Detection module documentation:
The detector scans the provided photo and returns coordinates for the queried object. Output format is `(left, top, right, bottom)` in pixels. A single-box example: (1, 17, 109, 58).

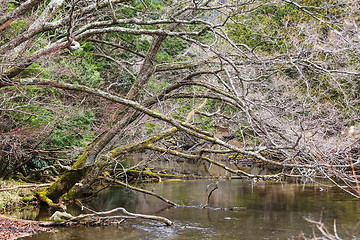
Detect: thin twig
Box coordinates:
(350, 154, 360, 196)
(0, 183, 51, 192)
(99, 176, 177, 206)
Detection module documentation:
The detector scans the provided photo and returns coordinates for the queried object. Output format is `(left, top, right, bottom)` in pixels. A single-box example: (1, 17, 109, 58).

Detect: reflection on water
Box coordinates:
(126, 156, 269, 177)
(23, 180, 360, 240)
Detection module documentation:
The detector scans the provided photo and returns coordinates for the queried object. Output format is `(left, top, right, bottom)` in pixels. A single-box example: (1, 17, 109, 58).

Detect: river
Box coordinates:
(21, 179, 360, 239)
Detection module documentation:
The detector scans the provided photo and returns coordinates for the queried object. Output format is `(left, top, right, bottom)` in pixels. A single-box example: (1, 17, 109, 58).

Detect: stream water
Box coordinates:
(21, 179, 360, 239)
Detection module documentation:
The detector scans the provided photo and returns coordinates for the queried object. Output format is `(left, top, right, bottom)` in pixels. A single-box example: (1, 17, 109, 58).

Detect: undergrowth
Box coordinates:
(0, 180, 35, 212)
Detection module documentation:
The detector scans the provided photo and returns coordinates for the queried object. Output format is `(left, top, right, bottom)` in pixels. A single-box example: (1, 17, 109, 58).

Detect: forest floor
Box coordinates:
(0, 215, 56, 240)
(0, 180, 55, 239)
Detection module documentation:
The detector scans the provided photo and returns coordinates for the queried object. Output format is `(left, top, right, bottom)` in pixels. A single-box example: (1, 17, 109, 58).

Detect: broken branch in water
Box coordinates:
(299, 208, 360, 239)
(203, 180, 218, 208)
(99, 176, 178, 206)
(50, 207, 173, 226)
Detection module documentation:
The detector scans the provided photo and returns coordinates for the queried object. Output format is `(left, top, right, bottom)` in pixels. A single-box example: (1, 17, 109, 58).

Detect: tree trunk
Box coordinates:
(36, 36, 177, 204)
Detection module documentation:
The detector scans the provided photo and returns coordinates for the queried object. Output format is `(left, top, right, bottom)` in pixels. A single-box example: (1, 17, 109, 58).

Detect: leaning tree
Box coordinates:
(1, 0, 360, 207)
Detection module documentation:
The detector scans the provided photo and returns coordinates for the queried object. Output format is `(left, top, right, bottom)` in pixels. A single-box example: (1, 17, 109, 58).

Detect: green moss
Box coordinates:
(22, 196, 35, 202)
(0, 180, 35, 211)
(38, 152, 89, 202)
(113, 168, 202, 180)
(72, 151, 88, 169)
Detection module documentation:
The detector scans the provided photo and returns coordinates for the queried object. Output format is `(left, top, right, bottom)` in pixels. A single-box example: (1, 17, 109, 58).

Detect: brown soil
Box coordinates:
(0, 215, 56, 240)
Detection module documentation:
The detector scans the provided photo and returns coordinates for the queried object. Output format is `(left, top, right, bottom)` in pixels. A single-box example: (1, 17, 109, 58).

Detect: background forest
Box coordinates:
(0, 0, 360, 210)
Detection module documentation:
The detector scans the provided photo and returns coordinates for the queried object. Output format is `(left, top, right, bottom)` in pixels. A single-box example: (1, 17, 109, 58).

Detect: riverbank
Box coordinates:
(0, 180, 43, 212)
(0, 180, 55, 239)
(0, 215, 56, 240)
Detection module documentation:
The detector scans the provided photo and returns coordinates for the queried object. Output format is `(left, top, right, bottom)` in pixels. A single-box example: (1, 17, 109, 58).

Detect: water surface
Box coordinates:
(22, 180, 360, 239)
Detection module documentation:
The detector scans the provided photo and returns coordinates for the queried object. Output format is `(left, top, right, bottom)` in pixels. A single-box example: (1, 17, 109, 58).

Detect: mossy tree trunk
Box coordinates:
(36, 9, 196, 204)
(37, 97, 207, 205)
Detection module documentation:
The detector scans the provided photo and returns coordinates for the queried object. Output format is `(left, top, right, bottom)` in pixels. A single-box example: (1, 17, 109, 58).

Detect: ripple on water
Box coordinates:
(21, 180, 360, 240)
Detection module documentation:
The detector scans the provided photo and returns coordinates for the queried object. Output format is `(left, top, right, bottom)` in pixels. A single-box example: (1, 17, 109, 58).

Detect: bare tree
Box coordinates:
(1, 0, 360, 207)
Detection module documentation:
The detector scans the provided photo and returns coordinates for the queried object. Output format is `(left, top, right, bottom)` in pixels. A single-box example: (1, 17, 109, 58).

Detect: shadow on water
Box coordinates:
(21, 180, 360, 240)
